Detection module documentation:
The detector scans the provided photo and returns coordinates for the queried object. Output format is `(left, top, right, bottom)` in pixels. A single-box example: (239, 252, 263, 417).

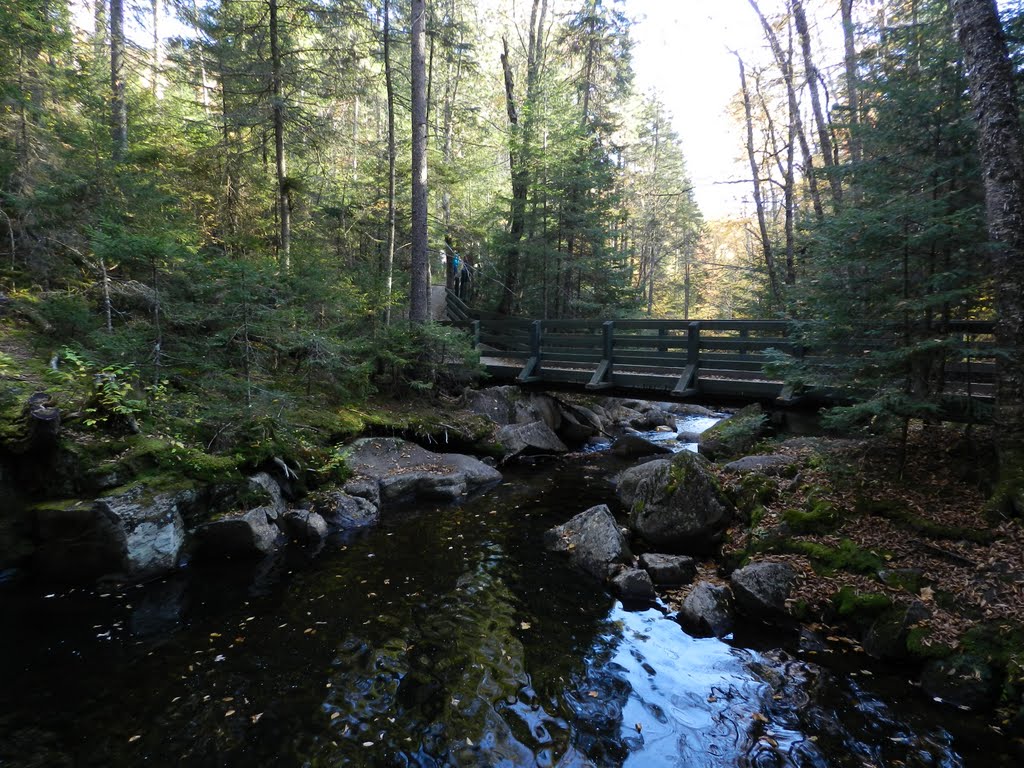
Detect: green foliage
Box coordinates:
(776, 0, 990, 431)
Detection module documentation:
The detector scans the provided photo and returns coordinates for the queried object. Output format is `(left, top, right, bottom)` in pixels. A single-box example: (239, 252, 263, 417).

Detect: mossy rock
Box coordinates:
(920, 654, 1001, 710)
(906, 626, 955, 661)
(856, 496, 995, 544)
(726, 473, 778, 522)
(698, 404, 768, 462)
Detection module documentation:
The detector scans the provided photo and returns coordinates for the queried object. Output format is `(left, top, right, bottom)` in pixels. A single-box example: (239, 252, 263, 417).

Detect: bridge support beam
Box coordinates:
(672, 322, 701, 397)
(518, 320, 543, 383)
(587, 321, 616, 390)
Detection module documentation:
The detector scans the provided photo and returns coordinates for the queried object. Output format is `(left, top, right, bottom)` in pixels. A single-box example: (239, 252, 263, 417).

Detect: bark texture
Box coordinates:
(950, 0, 1024, 488)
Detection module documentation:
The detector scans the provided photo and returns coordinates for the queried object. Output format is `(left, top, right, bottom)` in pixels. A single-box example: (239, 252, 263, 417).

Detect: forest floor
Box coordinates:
(666, 422, 1024, 673)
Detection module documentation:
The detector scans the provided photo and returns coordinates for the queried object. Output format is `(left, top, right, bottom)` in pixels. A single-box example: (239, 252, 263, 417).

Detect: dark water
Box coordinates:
(0, 452, 1016, 767)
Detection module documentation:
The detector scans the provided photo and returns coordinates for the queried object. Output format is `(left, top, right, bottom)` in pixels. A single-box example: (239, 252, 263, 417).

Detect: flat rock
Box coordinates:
(722, 455, 795, 475)
(920, 655, 1000, 710)
(345, 437, 502, 505)
(639, 553, 697, 585)
(544, 504, 631, 580)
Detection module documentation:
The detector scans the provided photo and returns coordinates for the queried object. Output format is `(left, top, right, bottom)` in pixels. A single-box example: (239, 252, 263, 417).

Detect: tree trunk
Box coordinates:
(737, 54, 779, 303)
(270, 0, 290, 272)
(793, 0, 841, 206)
(110, 0, 127, 162)
(409, 0, 430, 323)
(151, 0, 163, 99)
(498, 36, 526, 315)
(747, 0, 823, 220)
(840, 0, 861, 167)
(383, 0, 397, 324)
(950, 0, 1024, 503)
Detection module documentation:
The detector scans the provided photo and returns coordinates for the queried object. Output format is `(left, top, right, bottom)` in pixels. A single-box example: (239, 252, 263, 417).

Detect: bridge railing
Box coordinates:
(446, 293, 996, 402)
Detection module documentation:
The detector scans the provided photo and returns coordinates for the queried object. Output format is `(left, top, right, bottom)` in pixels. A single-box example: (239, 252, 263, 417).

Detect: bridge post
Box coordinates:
(687, 322, 700, 365)
(518, 319, 543, 383)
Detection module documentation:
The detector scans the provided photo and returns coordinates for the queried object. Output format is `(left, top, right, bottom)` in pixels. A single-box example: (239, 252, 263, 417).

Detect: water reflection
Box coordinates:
(0, 452, 1014, 767)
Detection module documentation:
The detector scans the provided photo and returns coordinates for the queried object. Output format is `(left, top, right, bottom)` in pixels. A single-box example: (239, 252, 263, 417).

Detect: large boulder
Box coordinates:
(698, 404, 769, 461)
(557, 403, 605, 443)
(639, 553, 697, 585)
(32, 485, 192, 582)
(678, 581, 735, 639)
(617, 451, 733, 552)
(730, 561, 796, 619)
(544, 504, 632, 580)
(193, 507, 283, 559)
(344, 438, 502, 506)
(465, 387, 562, 431)
(495, 421, 568, 458)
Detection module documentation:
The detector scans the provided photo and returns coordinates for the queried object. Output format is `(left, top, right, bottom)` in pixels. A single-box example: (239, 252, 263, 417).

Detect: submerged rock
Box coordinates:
(344, 437, 502, 506)
(617, 451, 733, 553)
(730, 561, 796, 620)
(678, 581, 735, 638)
(544, 504, 631, 580)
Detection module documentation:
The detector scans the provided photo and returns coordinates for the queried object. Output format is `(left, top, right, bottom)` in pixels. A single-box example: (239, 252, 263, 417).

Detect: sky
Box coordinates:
(627, 0, 780, 220)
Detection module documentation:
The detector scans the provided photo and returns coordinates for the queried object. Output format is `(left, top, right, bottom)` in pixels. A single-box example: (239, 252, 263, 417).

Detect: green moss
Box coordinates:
(832, 586, 892, 619)
(783, 494, 840, 534)
(753, 537, 886, 575)
(855, 497, 995, 544)
(906, 626, 955, 660)
(727, 473, 778, 519)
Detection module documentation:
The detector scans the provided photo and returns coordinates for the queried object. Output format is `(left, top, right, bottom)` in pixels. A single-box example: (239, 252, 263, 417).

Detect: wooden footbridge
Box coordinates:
(444, 291, 995, 414)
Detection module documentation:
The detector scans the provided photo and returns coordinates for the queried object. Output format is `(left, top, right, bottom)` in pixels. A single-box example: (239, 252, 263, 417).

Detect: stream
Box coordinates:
(0, 414, 1016, 767)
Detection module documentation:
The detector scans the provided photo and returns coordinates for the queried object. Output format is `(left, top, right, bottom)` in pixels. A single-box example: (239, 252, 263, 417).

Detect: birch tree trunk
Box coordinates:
(409, 0, 430, 323)
(383, 0, 397, 324)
